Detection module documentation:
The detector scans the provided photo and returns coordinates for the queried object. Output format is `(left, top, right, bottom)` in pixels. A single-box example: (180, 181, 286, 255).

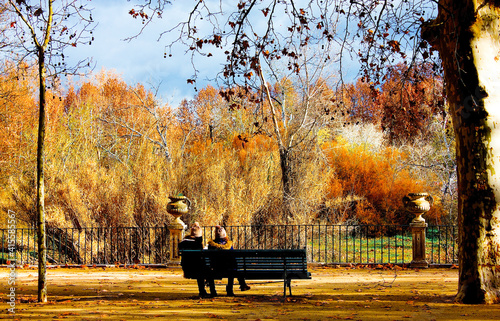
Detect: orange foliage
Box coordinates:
(231, 134, 276, 167)
(344, 78, 383, 125)
(379, 63, 444, 144)
(0, 64, 38, 182)
(322, 140, 443, 226)
(231, 133, 275, 152)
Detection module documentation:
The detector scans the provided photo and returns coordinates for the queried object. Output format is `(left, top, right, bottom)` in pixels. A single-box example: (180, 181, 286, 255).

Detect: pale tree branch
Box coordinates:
(257, 61, 283, 149)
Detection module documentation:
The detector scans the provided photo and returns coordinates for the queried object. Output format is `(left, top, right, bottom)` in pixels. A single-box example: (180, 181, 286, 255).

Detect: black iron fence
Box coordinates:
(1, 224, 458, 266)
(0, 226, 169, 266)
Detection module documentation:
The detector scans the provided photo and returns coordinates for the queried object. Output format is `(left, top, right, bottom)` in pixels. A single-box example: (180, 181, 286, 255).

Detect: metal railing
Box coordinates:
(205, 224, 458, 265)
(0, 226, 169, 266)
(1, 224, 458, 266)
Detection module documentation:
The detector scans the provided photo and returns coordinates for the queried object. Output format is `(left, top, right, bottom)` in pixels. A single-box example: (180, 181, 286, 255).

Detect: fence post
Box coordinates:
(403, 193, 433, 269)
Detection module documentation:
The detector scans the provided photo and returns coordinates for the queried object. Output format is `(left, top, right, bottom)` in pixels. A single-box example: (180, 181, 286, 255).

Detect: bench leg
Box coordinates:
(283, 279, 292, 298)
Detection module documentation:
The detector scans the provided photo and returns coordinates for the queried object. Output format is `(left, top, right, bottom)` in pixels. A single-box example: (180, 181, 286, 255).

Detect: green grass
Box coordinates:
(308, 235, 457, 265)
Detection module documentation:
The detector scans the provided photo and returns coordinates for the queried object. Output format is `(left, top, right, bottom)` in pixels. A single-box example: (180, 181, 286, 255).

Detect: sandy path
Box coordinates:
(1, 266, 499, 320)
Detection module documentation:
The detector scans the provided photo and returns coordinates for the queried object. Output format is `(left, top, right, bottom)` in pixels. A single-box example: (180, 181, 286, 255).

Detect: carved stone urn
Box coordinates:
(402, 192, 433, 223)
(167, 195, 191, 228)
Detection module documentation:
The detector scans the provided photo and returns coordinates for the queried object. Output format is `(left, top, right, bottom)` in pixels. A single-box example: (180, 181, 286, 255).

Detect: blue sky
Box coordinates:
(57, 1, 437, 108)
(67, 1, 362, 107)
(67, 1, 217, 106)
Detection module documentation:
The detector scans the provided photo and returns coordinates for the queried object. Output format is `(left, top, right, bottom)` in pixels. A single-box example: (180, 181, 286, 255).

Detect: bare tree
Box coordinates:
(4, 0, 94, 303)
(96, 86, 173, 163)
(256, 51, 336, 221)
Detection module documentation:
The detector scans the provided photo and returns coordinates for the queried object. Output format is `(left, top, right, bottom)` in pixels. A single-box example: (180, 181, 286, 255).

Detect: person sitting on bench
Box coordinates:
(179, 222, 216, 297)
(207, 225, 251, 296)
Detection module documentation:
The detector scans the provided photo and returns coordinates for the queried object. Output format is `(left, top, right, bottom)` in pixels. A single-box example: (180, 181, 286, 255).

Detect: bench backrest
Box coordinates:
(180, 249, 310, 279)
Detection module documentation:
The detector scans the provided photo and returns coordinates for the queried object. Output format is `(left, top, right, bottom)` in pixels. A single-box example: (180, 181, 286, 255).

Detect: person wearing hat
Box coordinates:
(207, 225, 250, 296)
(179, 222, 216, 297)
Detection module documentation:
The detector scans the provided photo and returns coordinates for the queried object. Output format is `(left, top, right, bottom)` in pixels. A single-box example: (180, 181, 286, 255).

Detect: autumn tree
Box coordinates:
(177, 85, 236, 143)
(62, 72, 176, 227)
(0, 62, 37, 184)
(379, 63, 444, 145)
(3, 0, 94, 303)
(344, 63, 444, 144)
(342, 78, 382, 126)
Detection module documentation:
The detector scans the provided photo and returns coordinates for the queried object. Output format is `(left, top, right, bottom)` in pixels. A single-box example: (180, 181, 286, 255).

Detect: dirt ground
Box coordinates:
(1, 265, 500, 320)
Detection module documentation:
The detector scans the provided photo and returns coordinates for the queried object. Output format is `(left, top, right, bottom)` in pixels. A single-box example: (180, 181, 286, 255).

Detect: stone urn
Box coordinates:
(167, 195, 191, 228)
(403, 193, 433, 223)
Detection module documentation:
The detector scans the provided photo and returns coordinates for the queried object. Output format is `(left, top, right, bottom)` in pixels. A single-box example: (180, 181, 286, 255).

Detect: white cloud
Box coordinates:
(65, 0, 214, 106)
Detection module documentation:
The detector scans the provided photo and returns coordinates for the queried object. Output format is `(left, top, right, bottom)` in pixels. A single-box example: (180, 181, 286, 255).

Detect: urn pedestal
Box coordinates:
(403, 193, 433, 269)
(409, 221, 428, 268)
(166, 195, 190, 266)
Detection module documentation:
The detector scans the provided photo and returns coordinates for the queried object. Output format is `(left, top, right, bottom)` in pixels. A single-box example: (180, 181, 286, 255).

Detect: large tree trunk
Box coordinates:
(423, 1, 500, 304)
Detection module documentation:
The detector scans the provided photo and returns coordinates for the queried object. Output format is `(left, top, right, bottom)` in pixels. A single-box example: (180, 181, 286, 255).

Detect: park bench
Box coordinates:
(179, 249, 311, 297)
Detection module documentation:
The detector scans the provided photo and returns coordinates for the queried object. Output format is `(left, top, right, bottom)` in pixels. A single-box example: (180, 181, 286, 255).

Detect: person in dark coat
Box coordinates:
(179, 222, 216, 297)
(207, 225, 250, 296)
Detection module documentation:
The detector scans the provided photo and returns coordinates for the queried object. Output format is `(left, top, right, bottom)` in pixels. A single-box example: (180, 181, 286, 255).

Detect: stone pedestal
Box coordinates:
(410, 220, 428, 268)
(167, 220, 186, 266)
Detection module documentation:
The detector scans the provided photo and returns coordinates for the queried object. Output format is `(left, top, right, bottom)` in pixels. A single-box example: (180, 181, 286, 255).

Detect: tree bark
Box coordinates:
(279, 146, 294, 220)
(36, 48, 47, 303)
(423, 0, 500, 304)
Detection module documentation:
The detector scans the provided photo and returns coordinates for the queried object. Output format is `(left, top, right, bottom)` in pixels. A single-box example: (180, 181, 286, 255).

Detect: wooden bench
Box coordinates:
(179, 249, 311, 297)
